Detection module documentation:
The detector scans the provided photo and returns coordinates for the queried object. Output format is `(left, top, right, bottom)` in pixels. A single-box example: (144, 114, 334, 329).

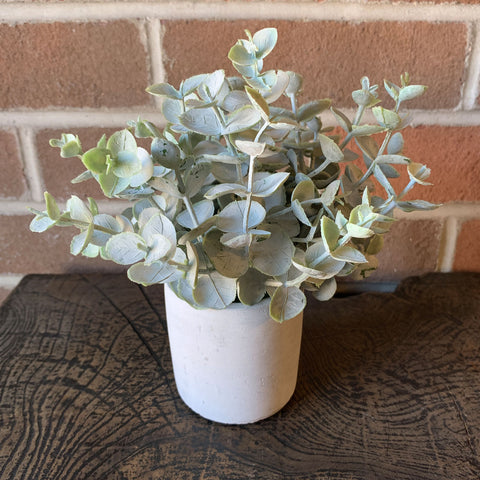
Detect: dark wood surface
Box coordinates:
(0, 272, 479, 480)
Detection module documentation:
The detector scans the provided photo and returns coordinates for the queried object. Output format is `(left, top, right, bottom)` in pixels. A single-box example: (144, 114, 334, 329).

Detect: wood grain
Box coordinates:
(0, 272, 479, 479)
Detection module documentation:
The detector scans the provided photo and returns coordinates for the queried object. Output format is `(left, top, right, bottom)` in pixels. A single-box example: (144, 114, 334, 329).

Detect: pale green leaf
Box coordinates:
(237, 268, 267, 306)
(291, 199, 311, 226)
(318, 134, 344, 163)
(106, 232, 146, 265)
(399, 84, 427, 102)
(235, 139, 265, 157)
(312, 277, 337, 301)
(193, 271, 237, 309)
(251, 227, 294, 276)
(128, 261, 182, 285)
(146, 83, 181, 99)
(388, 132, 404, 154)
(184, 163, 211, 197)
(252, 171, 290, 197)
(151, 137, 181, 169)
(331, 245, 367, 263)
(204, 183, 247, 200)
(67, 196, 93, 223)
(216, 200, 266, 233)
(223, 106, 262, 134)
(321, 216, 340, 252)
(269, 286, 306, 322)
(203, 229, 249, 278)
(141, 212, 177, 246)
(180, 108, 222, 136)
(297, 99, 331, 122)
(177, 199, 214, 230)
(107, 129, 137, 156)
(81, 147, 108, 174)
(253, 27, 278, 59)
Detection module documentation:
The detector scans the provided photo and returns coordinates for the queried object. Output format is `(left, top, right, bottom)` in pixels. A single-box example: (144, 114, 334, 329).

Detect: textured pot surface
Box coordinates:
(164, 285, 303, 424)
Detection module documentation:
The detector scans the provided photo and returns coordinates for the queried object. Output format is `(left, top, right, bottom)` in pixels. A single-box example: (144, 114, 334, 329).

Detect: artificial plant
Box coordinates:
(30, 27, 436, 321)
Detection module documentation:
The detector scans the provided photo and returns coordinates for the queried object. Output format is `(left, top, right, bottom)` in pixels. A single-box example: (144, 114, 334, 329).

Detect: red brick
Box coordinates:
(453, 219, 480, 272)
(366, 219, 442, 282)
(0, 215, 125, 275)
(0, 22, 151, 108)
(396, 126, 480, 204)
(162, 20, 466, 109)
(0, 130, 27, 199)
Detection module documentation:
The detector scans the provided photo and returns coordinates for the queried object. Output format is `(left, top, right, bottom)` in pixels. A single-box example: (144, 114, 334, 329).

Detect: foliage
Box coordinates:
(30, 28, 436, 321)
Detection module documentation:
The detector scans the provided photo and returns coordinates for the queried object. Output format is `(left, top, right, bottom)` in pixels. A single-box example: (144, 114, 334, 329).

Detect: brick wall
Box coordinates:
(1, 1, 480, 302)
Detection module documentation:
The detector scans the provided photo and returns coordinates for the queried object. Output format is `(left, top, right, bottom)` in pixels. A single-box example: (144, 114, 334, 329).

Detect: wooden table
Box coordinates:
(0, 272, 479, 479)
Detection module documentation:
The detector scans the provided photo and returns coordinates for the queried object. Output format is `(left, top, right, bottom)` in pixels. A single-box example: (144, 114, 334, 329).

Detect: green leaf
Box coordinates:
(408, 162, 432, 185)
(180, 108, 222, 136)
(292, 179, 316, 203)
(252, 172, 290, 197)
(111, 150, 141, 178)
(372, 107, 402, 130)
(269, 286, 306, 322)
(200, 70, 226, 100)
(331, 106, 352, 132)
(376, 154, 410, 165)
(145, 234, 176, 264)
(228, 43, 256, 66)
(384, 79, 399, 101)
(399, 84, 427, 102)
(223, 106, 262, 134)
(60, 137, 82, 158)
(346, 223, 374, 239)
(162, 98, 183, 124)
(388, 132, 404, 155)
(107, 129, 137, 156)
(285, 71, 303, 96)
(141, 212, 177, 246)
(181, 74, 208, 96)
(193, 271, 237, 309)
(251, 227, 294, 276)
(66, 196, 93, 223)
(146, 82, 181, 99)
(297, 99, 331, 122)
(291, 199, 311, 226)
(71, 170, 94, 184)
(245, 86, 269, 121)
(106, 232, 146, 265)
(184, 163, 211, 197)
(70, 222, 94, 256)
(81, 147, 109, 174)
(185, 241, 199, 288)
(203, 229, 249, 278)
(253, 27, 278, 59)
(98, 171, 130, 198)
(177, 199, 214, 230)
(237, 268, 267, 305)
(321, 216, 340, 252)
(178, 217, 217, 245)
(396, 200, 439, 212)
(318, 134, 344, 163)
(331, 245, 366, 263)
(351, 125, 386, 137)
(235, 139, 265, 157)
(149, 177, 182, 198)
(151, 137, 181, 169)
(128, 261, 182, 285)
(204, 183, 247, 200)
(29, 214, 56, 232)
(312, 277, 337, 301)
(129, 147, 154, 187)
(216, 200, 266, 233)
(293, 243, 345, 280)
(44, 192, 60, 220)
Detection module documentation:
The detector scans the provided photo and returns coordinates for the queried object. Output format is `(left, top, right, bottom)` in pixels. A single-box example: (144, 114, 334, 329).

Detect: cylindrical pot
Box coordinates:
(164, 285, 303, 424)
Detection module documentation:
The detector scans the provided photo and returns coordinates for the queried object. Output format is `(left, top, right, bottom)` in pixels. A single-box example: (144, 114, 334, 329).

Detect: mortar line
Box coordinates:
(17, 128, 44, 203)
(2, 109, 480, 129)
(462, 22, 480, 110)
(2, 2, 480, 24)
(0, 275, 24, 290)
(437, 216, 459, 272)
(146, 18, 166, 110)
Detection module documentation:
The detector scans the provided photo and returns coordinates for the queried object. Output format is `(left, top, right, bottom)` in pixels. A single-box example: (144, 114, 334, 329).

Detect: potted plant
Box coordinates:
(29, 27, 436, 424)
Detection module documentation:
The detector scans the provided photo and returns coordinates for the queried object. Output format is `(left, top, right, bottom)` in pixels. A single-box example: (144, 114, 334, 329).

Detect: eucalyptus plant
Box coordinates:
(30, 28, 436, 321)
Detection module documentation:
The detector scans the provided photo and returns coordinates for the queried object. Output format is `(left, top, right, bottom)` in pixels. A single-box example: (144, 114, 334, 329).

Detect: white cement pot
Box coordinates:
(164, 285, 303, 424)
